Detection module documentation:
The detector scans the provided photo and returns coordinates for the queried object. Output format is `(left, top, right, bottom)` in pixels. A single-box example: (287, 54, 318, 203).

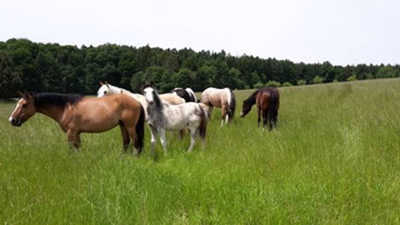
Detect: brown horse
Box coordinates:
(9, 92, 145, 153)
(240, 87, 280, 130)
(200, 87, 236, 125)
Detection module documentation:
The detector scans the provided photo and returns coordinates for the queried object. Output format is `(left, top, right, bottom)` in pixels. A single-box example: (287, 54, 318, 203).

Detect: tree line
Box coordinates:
(0, 38, 399, 98)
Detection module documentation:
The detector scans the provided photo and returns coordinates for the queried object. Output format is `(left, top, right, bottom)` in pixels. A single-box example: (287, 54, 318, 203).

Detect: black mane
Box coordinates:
(245, 89, 259, 104)
(26, 93, 84, 109)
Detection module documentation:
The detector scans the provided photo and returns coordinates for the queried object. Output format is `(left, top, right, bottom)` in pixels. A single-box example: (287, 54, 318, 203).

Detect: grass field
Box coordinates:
(1, 79, 400, 224)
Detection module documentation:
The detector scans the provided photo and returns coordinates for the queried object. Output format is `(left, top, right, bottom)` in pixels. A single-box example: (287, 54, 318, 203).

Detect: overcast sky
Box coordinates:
(1, 0, 399, 65)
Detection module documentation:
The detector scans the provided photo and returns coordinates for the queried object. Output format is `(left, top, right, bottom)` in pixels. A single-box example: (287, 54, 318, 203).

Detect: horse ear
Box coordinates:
(18, 91, 24, 97)
(24, 92, 33, 99)
(105, 81, 110, 88)
(99, 81, 104, 86)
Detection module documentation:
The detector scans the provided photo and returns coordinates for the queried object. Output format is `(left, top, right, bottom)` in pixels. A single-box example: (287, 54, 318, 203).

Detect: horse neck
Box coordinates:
(110, 85, 123, 94)
(147, 91, 166, 126)
(36, 104, 65, 123)
(153, 91, 164, 109)
(246, 92, 257, 106)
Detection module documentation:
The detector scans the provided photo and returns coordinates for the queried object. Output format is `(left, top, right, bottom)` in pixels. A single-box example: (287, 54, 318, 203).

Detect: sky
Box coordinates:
(0, 0, 399, 65)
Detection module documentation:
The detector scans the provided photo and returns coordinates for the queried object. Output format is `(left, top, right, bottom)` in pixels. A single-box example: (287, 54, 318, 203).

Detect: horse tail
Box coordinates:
(198, 105, 208, 140)
(228, 88, 236, 121)
(135, 105, 145, 153)
(268, 88, 279, 129)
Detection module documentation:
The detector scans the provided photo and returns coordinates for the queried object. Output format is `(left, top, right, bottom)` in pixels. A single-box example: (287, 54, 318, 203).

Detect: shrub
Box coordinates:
(254, 82, 264, 89)
(365, 73, 374, 80)
(347, 74, 358, 82)
(297, 80, 307, 86)
(266, 80, 281, 87)
(282, 82, 293, 87)
(312, 76, 325, 84)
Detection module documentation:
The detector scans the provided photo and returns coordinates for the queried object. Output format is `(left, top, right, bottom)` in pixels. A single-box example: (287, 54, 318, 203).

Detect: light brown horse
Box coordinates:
(9, 92, 145, 153)
(200, 87, 236, 125)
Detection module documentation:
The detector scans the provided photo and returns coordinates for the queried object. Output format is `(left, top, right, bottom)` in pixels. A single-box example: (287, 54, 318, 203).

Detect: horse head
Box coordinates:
(240, 99, 252, 118)
(143, 85, 157, 105)
(97, 81, 112, 97)
(9, 92, 37, 127)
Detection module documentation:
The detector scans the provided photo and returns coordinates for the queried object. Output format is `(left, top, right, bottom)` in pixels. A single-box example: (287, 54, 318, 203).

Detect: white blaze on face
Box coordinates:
(144, 87, 154, 104)
(97, 85, 109, 97)
(9, 99, 23, 122)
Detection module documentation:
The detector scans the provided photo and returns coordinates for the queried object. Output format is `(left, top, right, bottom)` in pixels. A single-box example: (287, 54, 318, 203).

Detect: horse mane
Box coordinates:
(29, 93, 84, 109)
(247, 89, 260, 103)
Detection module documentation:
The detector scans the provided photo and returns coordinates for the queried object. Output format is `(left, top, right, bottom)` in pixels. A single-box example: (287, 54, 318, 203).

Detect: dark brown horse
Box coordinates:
(9, 92, 145, 153)
(240, 87, 280, 130)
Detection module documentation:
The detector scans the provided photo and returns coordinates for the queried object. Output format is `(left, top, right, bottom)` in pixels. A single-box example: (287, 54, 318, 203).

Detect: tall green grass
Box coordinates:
(1, 79, 400, 224)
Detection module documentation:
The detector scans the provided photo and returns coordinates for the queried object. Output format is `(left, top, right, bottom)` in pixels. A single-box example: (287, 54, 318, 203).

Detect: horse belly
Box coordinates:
(164, 109, 189, 131)
(209, 95, 222, 108)
(78, 111, 119, 133)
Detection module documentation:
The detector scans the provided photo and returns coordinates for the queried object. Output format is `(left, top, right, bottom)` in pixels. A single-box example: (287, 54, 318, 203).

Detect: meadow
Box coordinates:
(1, 79, 400, 224)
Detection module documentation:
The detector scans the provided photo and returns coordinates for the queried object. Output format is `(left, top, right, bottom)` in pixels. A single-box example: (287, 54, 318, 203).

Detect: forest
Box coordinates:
(0, 38, 399, 98)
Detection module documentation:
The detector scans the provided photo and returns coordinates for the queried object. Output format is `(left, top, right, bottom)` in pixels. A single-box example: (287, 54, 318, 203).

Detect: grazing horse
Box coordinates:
(240, 87, 280, 130)
(171, 87, 197, 102)
(9, 92, 145, 153)
(97, 82, 185, 118)
(200, 87, 236, 125)
(143, 85, 208, 156)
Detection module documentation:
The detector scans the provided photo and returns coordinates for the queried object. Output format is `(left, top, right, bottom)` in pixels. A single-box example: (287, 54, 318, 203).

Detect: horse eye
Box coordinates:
(104, 91, 107, 94)
(22, 104, 27, 108)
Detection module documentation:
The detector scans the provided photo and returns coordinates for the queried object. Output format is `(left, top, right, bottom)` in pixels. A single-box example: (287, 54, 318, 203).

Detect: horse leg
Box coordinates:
(269, 111, 277, 130)
(67, 130, 80, 150)
(158, 128, 167, 153)
(150, 126, 158, 159)
(126, 126, 139, 155)
(188, 126, 196, 152)
(221, 105, 227, 126)
(262, 110, 268, 129)
(179, 129, 186, 139)
(208, 105, 214, 120)
(119, 123, 130, 153)
(257, 108, 262, 127)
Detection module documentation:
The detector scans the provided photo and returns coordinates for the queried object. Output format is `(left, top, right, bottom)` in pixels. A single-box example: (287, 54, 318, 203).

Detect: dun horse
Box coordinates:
(240, 87, 280, 130)
(98, 81, 149, 118)
(200, 87, 236, 125)
(171, 87, 197, 102)
(143, 85, 208, 156)
(9, 92, 145, 153)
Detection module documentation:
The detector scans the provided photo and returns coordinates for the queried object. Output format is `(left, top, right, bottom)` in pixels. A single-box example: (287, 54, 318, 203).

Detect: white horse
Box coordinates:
(143, 85, 208, 155)
(200, 87, 236, 125)
(97, 82, 186, 118)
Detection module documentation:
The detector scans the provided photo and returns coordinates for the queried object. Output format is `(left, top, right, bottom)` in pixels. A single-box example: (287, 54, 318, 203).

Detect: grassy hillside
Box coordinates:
(1, 79, 400, 224)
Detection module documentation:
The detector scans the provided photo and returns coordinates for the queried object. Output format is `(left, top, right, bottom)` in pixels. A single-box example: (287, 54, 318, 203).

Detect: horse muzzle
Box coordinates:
(10, 118, 22, 127)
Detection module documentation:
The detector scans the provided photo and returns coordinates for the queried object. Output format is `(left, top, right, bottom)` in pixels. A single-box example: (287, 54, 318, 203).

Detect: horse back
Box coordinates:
(81, 94, 142, 117)
(256, 88, 271, 110)
(160, 93, 185, 105)
(201, 88, 228, 107)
